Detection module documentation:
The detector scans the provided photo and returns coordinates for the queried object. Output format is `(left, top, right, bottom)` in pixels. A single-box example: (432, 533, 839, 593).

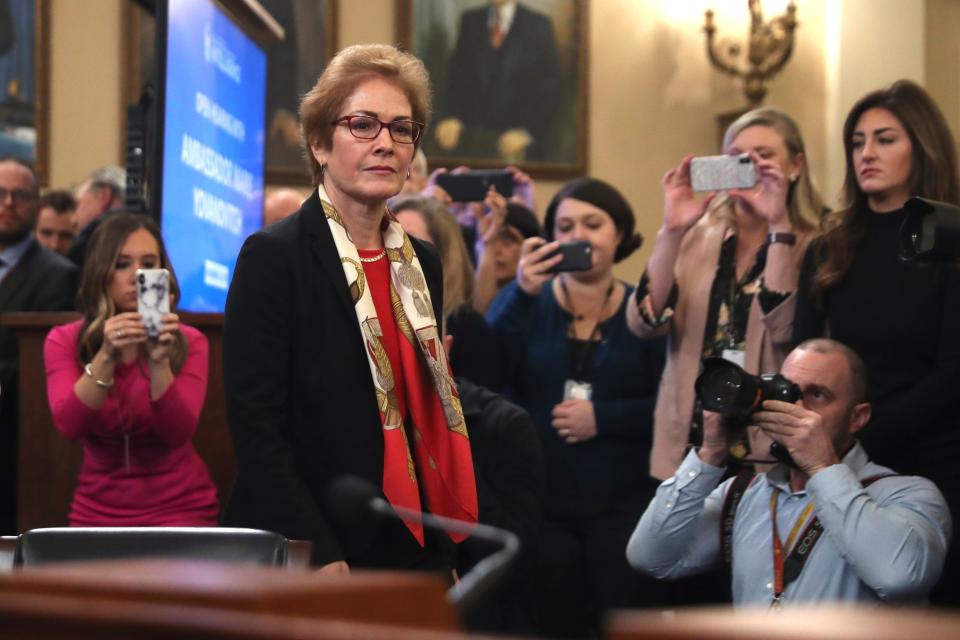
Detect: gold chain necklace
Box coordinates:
(358, 250, 387, 263)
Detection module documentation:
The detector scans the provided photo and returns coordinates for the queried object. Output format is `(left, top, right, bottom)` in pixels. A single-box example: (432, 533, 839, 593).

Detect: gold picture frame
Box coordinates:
(0, 0, 50, 183)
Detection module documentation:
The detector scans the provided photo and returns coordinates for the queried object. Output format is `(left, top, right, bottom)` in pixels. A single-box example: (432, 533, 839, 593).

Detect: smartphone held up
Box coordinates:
(690, 153, 757, 192)
(137, 268, 171, 338)
(435, 170, 515, 202)
(545, 240, 592, 273)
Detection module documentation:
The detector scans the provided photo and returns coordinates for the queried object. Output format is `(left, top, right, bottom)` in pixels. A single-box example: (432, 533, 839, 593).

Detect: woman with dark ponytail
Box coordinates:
(488, 177, 665, 636)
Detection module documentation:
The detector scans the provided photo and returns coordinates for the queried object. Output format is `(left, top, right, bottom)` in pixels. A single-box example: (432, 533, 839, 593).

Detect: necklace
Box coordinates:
(560, 275, 615, 325)
(358, 249, 387, 263)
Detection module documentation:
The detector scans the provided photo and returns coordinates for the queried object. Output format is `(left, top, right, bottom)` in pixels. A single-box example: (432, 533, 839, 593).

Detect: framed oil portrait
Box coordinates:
(123, 0, 338, 186)
(0, 0, 49, 183)
(397, 0, 587, 179)
(260, 0, 338, 184)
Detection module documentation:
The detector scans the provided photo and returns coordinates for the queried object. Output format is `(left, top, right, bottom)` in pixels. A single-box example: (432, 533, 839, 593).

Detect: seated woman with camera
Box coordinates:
(44, 213, 218, 526)
(487, 177, 665, 637)
(625, 107, 826, 481)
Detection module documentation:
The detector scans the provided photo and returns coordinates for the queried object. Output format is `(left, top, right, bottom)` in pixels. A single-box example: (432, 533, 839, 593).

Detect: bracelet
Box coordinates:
(768, 232, 797, 246)
(84, 362, 114, 389)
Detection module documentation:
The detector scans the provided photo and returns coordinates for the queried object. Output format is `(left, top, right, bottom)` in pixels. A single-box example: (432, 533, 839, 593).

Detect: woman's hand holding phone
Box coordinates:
(476, 186, 508, 244)
(662, 154, 716, 237)
(146, 312, 180, 364)
(728, 151, 792, 232)
(101, 312, 148, 358)
(517, 237, 562, 296)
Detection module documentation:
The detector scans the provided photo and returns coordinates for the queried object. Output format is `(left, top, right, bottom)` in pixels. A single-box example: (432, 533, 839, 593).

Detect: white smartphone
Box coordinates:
(136, 268, 170, 338)
(690, 153, 757, 192)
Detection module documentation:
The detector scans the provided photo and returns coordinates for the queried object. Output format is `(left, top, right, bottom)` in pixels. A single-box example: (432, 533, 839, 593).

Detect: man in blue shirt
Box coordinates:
(627, 338, 950, 606)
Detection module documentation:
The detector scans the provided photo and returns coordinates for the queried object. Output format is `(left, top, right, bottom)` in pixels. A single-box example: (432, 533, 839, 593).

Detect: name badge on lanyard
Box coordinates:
(564, 380, 593, 401)
(722, 348, 746, 369)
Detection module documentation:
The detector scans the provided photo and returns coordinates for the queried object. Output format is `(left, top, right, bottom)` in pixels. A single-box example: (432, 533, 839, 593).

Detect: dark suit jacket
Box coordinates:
(0, 237, 77, 399)
(221, 190, 448, 568)
(442, 3, 562, 159)
(455, 377, 542, 633)
(0, 238, 77, 533)
(66, 209, 123, 270)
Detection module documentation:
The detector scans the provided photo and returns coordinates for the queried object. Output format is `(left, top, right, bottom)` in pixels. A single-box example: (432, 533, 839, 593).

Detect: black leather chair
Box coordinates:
(0, 536, 16, 571)
(13, 527, 309, 568)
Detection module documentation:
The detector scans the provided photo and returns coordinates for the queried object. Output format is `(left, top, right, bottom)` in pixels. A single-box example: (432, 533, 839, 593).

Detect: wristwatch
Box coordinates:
(767, 232, 797, 246)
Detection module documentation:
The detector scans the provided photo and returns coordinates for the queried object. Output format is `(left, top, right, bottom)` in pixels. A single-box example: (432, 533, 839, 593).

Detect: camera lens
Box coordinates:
(695, 357, 764, 415)
(698, 366, 743, 410)
(138, 273, 145, 284)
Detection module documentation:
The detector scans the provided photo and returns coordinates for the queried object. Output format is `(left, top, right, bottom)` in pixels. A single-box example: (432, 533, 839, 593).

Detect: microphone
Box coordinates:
(325, 475, 520, 614)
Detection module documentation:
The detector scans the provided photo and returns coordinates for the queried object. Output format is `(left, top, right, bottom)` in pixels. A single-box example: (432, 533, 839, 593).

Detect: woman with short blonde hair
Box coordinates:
(223, 44, 477, 574)
(626, 106, 826, 480)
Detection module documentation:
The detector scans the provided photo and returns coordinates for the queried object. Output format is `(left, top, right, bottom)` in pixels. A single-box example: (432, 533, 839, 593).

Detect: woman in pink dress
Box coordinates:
(44, 212, 218, 526)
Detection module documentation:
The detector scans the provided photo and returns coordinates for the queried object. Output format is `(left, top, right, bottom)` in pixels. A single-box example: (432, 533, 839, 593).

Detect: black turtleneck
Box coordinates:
(794, 205, 960, 484)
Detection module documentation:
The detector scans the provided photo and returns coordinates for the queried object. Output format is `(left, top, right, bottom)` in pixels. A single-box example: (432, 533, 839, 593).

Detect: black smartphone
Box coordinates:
(435, 170, 515, 202)
(546, 240, 593, 273)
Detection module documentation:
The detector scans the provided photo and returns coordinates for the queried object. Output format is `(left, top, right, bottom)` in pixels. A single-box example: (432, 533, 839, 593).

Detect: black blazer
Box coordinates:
(221, 191, 445, 568)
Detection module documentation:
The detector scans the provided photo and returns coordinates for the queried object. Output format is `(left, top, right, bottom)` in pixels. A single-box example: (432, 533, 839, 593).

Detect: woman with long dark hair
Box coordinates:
(44, 212, 217, 526)
(793, 79, 960, 603)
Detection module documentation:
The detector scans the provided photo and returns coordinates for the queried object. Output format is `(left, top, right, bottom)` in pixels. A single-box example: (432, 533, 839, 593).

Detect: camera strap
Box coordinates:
(720, 469, 756, 570)
(769, 492, 818, 607)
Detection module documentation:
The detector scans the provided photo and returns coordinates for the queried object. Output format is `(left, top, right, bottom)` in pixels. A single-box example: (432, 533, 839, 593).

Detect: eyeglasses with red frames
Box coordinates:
(332, 114, 424, 144)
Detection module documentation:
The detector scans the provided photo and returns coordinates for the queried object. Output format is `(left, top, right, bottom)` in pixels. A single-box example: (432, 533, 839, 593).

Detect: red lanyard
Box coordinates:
(769, 491, 815, 606)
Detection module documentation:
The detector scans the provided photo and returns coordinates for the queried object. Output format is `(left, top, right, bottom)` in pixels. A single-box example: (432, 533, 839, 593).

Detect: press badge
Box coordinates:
(721, 348, 746, 369)
(564, 380, 593, 401)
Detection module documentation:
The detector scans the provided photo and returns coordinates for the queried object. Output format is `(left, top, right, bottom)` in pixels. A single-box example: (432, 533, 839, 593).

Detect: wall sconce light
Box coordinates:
(703, 0, 798, 105)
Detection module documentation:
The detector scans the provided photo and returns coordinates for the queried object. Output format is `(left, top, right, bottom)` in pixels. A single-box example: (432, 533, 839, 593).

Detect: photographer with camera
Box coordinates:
(627, 339, 951, 606)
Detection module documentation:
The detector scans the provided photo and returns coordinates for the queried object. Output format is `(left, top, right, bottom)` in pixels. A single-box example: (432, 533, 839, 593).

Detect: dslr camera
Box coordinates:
(694, 357, 801, 464)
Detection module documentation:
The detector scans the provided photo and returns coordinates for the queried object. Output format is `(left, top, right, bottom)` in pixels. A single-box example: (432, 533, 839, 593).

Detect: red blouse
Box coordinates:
(359, 248, 409, 421)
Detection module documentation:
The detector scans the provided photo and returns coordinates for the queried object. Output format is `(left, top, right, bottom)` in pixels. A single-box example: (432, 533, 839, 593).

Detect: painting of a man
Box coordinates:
(407, 0, 584, 174)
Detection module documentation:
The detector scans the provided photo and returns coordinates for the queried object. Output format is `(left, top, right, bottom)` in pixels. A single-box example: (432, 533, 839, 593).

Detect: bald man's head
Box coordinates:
(263, 189, 304, 226)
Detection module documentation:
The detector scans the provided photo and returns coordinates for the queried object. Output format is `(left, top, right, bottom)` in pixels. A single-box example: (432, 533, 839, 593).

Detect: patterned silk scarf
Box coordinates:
(318, 186, 478, 545)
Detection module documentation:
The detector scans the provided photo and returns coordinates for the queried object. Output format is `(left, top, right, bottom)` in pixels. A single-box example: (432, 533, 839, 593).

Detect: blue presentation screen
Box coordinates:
(161, 0, 266, 312)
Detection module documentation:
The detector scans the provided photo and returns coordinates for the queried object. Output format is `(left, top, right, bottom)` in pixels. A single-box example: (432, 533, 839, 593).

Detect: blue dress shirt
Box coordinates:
(627, 443, 951, 606)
